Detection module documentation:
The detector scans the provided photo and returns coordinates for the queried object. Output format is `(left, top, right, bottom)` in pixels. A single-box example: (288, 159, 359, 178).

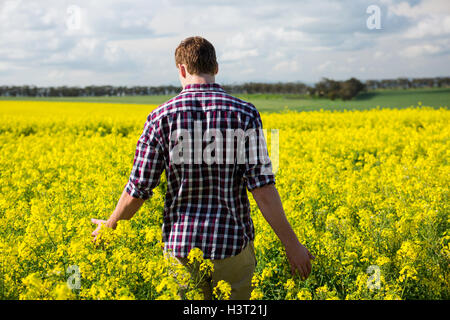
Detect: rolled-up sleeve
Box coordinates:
(125, 116, 164, 200)
(244, 111, 276, 191)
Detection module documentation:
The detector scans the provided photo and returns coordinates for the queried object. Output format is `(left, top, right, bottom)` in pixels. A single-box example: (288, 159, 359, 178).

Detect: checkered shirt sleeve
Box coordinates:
(244, 111, 276, 191)
(125, 116, 164, 200)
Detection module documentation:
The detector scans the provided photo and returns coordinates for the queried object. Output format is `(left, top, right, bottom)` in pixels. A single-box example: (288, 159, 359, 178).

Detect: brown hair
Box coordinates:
(175, 36, 218, 75)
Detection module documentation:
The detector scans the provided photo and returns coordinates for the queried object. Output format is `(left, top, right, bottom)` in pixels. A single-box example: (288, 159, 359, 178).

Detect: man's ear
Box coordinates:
(178, 64, 187, 78)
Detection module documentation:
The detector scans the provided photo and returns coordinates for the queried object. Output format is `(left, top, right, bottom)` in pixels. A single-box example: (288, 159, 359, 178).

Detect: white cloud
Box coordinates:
(318, 61, 332, 72)
(388, 0, 450, 39)
(273, 60, 301, 72)
(0, 0, 449, 86)
(401, 44, 444, 57)
(221, 49, 259, 62)
(404, 16, 450, 38)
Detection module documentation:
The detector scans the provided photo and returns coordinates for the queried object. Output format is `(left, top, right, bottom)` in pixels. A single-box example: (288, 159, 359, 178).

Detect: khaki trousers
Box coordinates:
(169, 241, 257, 300)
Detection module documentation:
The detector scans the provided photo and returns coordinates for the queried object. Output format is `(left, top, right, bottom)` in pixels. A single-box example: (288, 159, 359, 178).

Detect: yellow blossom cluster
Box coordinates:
(0, 101, 448, 300)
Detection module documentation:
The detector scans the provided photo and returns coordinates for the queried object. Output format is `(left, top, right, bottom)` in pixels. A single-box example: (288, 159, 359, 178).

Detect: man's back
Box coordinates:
(125, 83, 275, 259)
(92, 37, 314, 300)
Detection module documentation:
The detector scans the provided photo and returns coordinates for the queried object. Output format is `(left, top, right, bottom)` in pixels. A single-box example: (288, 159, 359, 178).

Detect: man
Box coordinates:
(92, 36, 314, 300)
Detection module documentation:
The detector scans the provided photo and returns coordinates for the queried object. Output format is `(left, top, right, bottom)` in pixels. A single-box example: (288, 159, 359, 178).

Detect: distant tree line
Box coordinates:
(309, 78, 365, 101)
(222, 82, 310, 95)
(0, 85, 181, 97)
(364, 77, 450, 90)
(1, 77, 449, 101)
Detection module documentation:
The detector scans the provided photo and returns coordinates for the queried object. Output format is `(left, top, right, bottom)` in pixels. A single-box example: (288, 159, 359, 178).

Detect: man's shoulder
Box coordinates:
(148, 89, 259, 122)
(148, 94, 184, 121)
(226, 94, 259, 114)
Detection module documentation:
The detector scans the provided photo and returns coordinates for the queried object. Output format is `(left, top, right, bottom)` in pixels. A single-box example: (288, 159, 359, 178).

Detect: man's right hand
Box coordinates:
(251, 184, 316, 281)
(284, 241, 315, 280)
(91, 218, 107, 242)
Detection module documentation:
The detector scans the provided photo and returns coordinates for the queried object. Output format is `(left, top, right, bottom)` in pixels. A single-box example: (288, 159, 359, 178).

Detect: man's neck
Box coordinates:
(183, 73, 215, 88)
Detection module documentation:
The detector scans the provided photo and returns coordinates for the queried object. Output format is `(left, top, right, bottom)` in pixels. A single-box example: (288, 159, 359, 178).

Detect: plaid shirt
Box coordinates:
(125, 83, 275, 259)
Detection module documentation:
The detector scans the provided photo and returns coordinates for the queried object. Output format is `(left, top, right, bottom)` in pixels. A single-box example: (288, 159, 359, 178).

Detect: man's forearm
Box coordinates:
(250, 184, 300, 248)
(105, 189, 145, 229)
(251, 184, 314, 279)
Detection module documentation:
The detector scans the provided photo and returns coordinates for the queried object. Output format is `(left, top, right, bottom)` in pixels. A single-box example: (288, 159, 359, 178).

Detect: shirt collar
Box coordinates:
(181, 83, 226, 93)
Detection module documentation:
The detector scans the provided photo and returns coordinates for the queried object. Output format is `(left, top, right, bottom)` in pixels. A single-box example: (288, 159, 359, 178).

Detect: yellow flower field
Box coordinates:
(0, 101, 448, 300)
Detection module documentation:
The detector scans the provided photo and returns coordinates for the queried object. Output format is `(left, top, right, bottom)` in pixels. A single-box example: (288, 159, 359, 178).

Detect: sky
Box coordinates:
(0, 0, 449, 86)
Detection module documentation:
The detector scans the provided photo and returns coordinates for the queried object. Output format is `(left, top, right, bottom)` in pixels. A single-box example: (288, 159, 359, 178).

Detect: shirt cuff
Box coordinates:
(246, 174, 276, 191)
(125, 179, 152, 200)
